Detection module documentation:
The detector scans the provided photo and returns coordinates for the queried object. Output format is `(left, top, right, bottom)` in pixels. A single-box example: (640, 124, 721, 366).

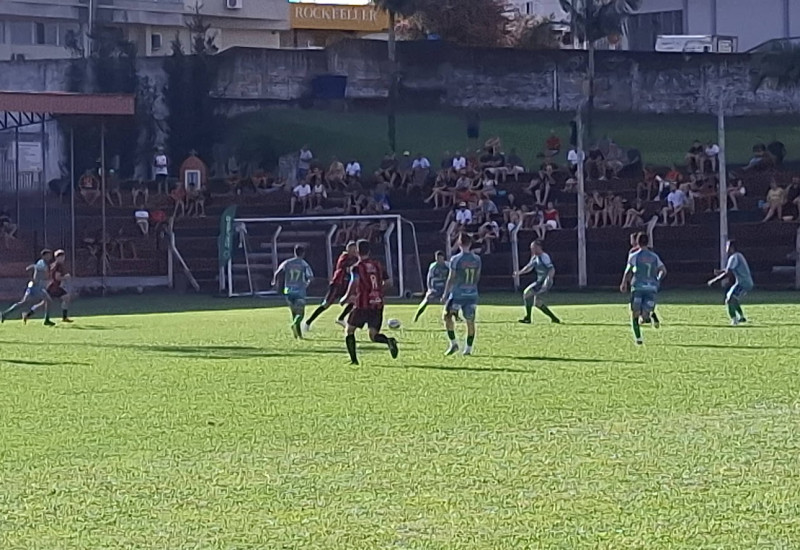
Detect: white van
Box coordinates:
(655, 35, 738, 53)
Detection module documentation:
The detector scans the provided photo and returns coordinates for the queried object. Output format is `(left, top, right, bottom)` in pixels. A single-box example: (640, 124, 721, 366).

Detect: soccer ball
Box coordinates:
(387, 319, 402, 330)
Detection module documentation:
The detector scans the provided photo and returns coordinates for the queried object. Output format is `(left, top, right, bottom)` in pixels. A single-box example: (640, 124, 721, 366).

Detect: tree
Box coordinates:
(163, 7, 221, 167)
(752, 39, 800, 93)
(412, 0, 509, 49)
(558, 0, 641, 139)
(505, 12, 562, 50)
(373, 0, 418, 152)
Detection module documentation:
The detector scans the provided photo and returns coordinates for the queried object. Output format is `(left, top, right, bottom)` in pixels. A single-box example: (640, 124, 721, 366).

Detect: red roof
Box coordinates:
(0, 91, 134, 116)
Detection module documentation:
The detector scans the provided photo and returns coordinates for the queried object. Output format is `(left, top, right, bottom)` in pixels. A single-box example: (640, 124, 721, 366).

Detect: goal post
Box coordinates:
(223, 214, 424, 299)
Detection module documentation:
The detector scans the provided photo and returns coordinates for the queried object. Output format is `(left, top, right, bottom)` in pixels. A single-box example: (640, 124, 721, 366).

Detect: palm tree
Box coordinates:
(558, 0, 641, 139)
(752, 39, 800, 93)
(374, 0, 417, 152)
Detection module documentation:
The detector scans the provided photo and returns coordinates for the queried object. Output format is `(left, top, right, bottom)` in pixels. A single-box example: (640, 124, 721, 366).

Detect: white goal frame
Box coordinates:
(223, 214, 424, 299)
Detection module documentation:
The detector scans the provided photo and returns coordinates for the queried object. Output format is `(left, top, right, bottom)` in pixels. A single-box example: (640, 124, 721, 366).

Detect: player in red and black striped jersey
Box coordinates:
(340, 239, 398, 365)
(628, 232, 661, 328)
(303, 241, 359, 332)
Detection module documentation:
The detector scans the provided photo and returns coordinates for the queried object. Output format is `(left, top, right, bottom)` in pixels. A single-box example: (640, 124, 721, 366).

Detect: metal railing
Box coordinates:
(167, 218, 199, 292)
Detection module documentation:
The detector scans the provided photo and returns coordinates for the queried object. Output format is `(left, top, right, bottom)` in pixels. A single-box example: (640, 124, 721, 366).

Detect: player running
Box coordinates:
(442, 233, 481, 356)
(707, 239, 753, 325)
(303, 241, 358, 332)
(30, 249, 73, 323)
(341, 239, 398, 365)
(414, 250, 449, 322)
(1, 248, 54, 326)
(620, 233, 667, 345)
(272, 245, 314, 339)
(629, 232, 662, 328)
(514, 239, 561, 325)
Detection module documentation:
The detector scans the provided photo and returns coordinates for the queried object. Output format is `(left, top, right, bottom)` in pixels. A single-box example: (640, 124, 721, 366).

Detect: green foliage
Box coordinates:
(752, 40, 800, 92)
(559, 0, 642, 43)
(373, 0, 418, 16)
(408, 0, 510, 48)
(2, 292, 800, 547)
(163, 10, 221, 167)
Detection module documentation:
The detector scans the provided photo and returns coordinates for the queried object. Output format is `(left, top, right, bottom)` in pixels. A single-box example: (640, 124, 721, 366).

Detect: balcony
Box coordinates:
(95, 0, 185, 27)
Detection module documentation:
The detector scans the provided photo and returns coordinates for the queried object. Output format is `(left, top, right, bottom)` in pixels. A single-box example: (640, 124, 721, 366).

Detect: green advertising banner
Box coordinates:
(218, 205, 237, 268)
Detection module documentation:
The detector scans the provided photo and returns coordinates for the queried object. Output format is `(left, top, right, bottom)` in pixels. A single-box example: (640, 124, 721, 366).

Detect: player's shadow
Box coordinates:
(671, 343, 800, 351)
(491, 355, 643, 364)
(2, 358, 89, 367)
(140, 344, 346, 360)
(384, 364, 535, 375)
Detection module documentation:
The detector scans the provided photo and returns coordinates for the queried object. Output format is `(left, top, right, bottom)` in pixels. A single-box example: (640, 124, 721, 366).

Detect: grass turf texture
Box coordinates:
(2, 292, 800, 549)
(232, 108, 800, 170)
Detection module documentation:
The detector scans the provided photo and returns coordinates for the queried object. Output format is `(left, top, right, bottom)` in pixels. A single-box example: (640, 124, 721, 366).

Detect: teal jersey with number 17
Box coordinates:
(627, 249, 664, 293)
(280, 258, 313, 297)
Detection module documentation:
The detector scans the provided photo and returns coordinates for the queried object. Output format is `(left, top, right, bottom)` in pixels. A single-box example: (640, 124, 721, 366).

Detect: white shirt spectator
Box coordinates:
(154, 153, 168, 176)
(567, 149, 585, 166)
(452, 156, 467, 171)
(293, 183, 311, 198)
(667, 188, 686, 209)
(412, 157, 431, 170)
(346, 161, 361, 177)
(298, 148, 313, 170)
(455, 207, 473, 225)
(313, 183, 327, 197)
(705, 144, 720, 157)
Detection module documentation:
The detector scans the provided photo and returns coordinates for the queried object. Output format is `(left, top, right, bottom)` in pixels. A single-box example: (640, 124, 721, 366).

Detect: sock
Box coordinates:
(538, 304, 559, 322)
(62, 309, 69, 320)
(414, 301, 428, 322)
(306, 305, 327, 326)
(652, 311, 660, 323)
(293, 314, 304, 328)
(734, 303, 745, 319)
(727, 303, 737, 319)
(373, 333, 389, 345)
(523, 298, 533, 320)
(337, 303, 354, 321)
(447, 329, 456, 343)
(345, 334, 358, 363)
(27, 308, 36, 317)
(631, 317, 641, 340)
(466, 335, 475, 347)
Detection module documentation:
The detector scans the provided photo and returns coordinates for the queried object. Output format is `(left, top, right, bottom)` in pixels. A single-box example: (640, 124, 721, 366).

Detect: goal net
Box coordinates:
(225, 214, 425, 299)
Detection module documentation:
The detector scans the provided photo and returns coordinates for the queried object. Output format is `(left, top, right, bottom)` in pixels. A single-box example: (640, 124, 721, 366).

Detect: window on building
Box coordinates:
(151, 33, 163, 52)
(34, 22, 59, 45)
(61, 24, 80, 50)
(0, 22, 5, 44)
(10, 21, 33, 45)
(627, 10, 683, 51)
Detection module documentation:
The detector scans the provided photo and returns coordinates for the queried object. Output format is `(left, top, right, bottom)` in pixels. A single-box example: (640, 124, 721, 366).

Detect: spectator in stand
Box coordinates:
(761, 180, 786, 222)
(743, 143, 773, 172)
(604, 140, 626, 179)
(604, 193, 625, 227)
(767, 141, 786, 167)
(376, 152, 397, 184)
(680, 182, 696, 216)
(297, 145, 313, 181)
(79, 169, 101, 205)
(586, 146, 606, 180)
(661, 183, 687, 226)
(311, 177, 327, 209)
(567, 146, 584, 177)
(452, 151, 467, 173)
(727, 177, 746, 211)
(424, 174, 453, 209)
(545, 130, 561, 157)
(784, 176, 800, 219)
(476, 196, 499, 225)
(439, 151, 453, 178)
(703, 141, 720, 174)
(476, 215, 500, 254)
(396, 151, 413, 188)
(637, 166, 658, 201)
(170, 181, 187, 218)
(345, 159, 362, 184)
(153, 146, 169, 194)
(686, 140, 704, 173)
(326, 157, 345, 190)
(455, 202, 473, 228)
(373, 177, 391, 212)
(409, 153, 431, 195)
(291, 179, 312, 214)
(589, 190, 605, 227)
(692, 174, 718, 212)
(135, 209, 150, 235)
(543, 201, 561, 233)
(623, 198, 647, 228)
(563, 176, 577, 193)
(0, 208, 17, 248)
(501, 148, 525, 182)
(481, 177, 497, 199)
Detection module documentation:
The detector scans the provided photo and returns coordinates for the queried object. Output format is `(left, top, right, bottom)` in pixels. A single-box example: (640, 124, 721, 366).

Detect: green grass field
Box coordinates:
(2, 292, 800, 549)
(232, 107, 800, 170)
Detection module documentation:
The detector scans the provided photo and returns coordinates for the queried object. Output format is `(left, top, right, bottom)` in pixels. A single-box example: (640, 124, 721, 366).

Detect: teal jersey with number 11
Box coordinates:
(449, 251, 482, 300)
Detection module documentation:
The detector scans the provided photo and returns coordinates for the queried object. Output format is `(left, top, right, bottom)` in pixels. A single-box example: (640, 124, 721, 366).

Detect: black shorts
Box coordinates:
(348, 308, 383, 330)
(47, 286, 67, 299)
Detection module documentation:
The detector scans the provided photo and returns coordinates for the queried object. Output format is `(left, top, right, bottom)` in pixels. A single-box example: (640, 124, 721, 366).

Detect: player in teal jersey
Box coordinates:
(272, 245, 314, 338)
(620, 233, 667, 345)
(1, 248, 54, 326)
(442, 233, 482, 356)
(629, 232, 661, 328)
(514, 239, 561, 324)
(707, 239, 753, 325)
(414, 250, 450, 322)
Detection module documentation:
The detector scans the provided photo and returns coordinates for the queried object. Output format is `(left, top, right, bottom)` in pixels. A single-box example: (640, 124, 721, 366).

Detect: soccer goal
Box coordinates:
(224, 214, 425, 299)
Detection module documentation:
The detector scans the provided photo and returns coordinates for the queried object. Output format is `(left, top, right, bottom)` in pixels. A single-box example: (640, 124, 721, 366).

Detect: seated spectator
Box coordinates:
(170, 182, 187, 218)
(424, 174, 453, 209)
(186, 186, 207, 218)
(784, 176, 800, 219)
(481, 147, 505, 179)
(79, 169, 101, 205)
(452, 151, 467, 173)
(623, 147, 643, 177)
(567, 146, 584, 176)
(439, 151, 453, 177)
(0, 209, 17, 248)
(500, 148, 525, 182)
(727, 178, 746, 211)
(685, 140, 704, 173)
(409, 153, 431, 195)
(395, 151, 413, 188)
(476, 216, 500, 254)
(345, 159, 362, 183)
(563, 177, 577, 193)
(761, 180, 786, 222)
(326, 157, 345, 190)
(312, 179, 327, 209)
(105, 170, 123, 207)
(132, 179, 149, 208)
(661, 183, 687, 226)
(455, 201, 473, 229)
(665, 164, 684, 185)
(691, 175, 718, 213)
(604, 193, 625, 227)
(545, 130, 561, 157)
(637, 166, 658, 201)
(767, 140, 786, 166)
(476, 197, 499, 225)
(376, 152, 397, 183)
(604, 140, 626, 179)
(480, 177, 497, 199)
(703, 141, 720, 174)
(586, 146, 606, 180)
(135, 209, 150, 236)
(743, 143, 774, 172)
(543, 201, 561, 232)
(521, 205, 545, 238)
(291, 180, 312, 214)
(589, 190, 605, 227)
(623, 198, 646, 228)
(680, 182, 697, 215)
